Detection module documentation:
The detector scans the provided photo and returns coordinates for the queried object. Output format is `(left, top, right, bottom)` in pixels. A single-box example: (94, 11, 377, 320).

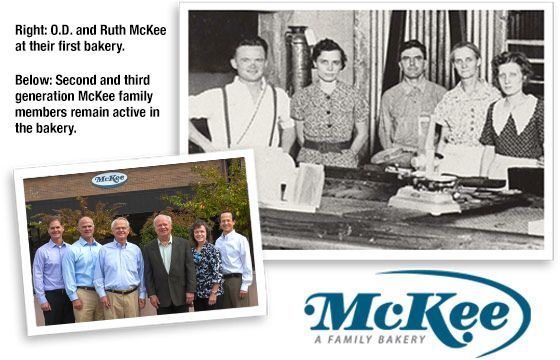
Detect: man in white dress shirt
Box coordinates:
(214, 210, 253, 308)
(188, 36, 295, 153)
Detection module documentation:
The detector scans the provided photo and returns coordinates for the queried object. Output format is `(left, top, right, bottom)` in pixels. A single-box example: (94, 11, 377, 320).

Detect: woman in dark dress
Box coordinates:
(479, 51, 544, 186)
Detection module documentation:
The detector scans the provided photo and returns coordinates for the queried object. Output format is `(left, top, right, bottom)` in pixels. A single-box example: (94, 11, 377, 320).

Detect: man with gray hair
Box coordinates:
(142, 214, 196, 314)
(94, 217, 146, 319)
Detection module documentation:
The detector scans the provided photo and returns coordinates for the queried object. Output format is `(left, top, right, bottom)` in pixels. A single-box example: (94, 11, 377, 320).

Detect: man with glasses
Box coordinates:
(378, 39, 447, 151)
(143, 214, 196, 315)
(94, 217, 146, 319)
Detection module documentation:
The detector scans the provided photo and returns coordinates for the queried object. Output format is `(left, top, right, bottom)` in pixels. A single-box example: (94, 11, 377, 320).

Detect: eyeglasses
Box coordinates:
(401, 55, 424, 63)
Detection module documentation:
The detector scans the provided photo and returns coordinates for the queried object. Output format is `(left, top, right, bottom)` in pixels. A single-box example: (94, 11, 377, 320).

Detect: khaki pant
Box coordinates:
(74, 288, 104, 322)
(222, 277, 249, 309)
(104, 289, 139, 319)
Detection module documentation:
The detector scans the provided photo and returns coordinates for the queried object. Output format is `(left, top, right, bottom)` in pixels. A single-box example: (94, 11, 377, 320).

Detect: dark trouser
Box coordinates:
(156, 304, 188, 315)
(222, 276, 249, 309)
(194, 295, 223, 312)
(44, 289, 74, 325)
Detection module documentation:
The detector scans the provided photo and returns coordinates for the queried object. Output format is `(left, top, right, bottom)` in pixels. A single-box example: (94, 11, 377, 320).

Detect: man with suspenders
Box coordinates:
(189, 37, 295, 153)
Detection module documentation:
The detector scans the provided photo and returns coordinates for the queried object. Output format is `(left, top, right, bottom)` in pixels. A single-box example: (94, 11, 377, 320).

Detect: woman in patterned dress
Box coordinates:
(434, 41, 502, 176)
(480, 51, 544, 185)
(291, 38, 369, 168)
(190, 219, 224, 311)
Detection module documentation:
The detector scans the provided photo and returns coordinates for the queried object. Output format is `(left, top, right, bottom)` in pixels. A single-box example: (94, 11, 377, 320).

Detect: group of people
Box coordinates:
(32, 211, 253, 326)
(383, 40, 544, 180)
(189, 36, 544, 181)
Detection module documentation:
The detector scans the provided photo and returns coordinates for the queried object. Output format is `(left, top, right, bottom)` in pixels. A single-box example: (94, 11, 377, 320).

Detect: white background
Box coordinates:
(0, 1, 557, 359)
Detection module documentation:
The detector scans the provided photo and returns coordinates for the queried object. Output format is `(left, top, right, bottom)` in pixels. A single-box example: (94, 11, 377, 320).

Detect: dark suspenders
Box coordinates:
(221, 87, 231, 148)
(269, 85, 278, 147)
(222, 84, 278, 148)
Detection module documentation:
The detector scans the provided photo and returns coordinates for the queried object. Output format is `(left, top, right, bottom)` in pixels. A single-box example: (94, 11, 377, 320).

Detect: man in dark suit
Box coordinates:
(143, 214, 196, 315)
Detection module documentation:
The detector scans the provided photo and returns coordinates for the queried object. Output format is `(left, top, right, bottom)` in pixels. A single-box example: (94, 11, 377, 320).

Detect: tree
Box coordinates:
(161, 158, 251, 240)
(139, 209, 195, 248)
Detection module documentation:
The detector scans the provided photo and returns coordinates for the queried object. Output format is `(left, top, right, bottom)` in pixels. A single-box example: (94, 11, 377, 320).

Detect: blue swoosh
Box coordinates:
(379, 269, 530, 358)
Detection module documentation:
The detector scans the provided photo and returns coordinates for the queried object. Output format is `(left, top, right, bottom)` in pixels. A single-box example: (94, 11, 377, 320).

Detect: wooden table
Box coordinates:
(260, 166, 544, 250)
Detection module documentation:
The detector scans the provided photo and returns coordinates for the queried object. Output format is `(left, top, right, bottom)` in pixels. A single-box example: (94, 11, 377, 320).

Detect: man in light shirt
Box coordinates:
(94, 217, 146, 319)
(378, 39, 446, 151)
(214, 210, 253, 308)
(33, 216, 75, 325)
(62, 216, 104, 322)
(143, 214, 196, 315)
(189, 36, 295, 153)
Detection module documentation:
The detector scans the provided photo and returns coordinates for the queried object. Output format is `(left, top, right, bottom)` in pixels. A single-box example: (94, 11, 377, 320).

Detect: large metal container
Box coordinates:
(285, 26, 312, 96)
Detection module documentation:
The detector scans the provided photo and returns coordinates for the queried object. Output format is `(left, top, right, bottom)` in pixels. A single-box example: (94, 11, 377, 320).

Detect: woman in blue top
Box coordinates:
(190, 219, 224, 311)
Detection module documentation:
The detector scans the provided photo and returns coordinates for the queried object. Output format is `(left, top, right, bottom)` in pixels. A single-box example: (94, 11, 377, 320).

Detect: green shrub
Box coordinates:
(29, 196, 132, 244)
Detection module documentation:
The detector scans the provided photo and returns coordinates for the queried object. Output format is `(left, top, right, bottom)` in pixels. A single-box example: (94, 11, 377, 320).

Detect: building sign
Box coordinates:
(91, 172, 128, 189)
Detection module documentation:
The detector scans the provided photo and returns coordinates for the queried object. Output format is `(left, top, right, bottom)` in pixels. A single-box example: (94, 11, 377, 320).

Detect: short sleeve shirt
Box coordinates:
(291, 81, 368, 143)
(479, 98, 544, 158)
(433, 80, 502, 146)
(378, 78, 447, 149)
(189, 77, 294, 149)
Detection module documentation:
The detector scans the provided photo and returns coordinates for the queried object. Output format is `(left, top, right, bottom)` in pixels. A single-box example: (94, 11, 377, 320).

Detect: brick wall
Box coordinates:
(24, 160, 229, 202)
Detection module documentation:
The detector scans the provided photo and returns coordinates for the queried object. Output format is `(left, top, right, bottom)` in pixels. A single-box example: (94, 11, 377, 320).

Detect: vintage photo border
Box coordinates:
(179, 2, 553, 260)
(14, 150, 267, 336)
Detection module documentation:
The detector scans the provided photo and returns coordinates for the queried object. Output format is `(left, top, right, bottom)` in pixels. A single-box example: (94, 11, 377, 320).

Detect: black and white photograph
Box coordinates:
(14, 151, 266, 335)
(180, 3, 552, 259)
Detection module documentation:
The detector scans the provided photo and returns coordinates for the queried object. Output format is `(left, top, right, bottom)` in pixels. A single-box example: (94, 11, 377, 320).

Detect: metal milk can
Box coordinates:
(285, 26, 312, 96)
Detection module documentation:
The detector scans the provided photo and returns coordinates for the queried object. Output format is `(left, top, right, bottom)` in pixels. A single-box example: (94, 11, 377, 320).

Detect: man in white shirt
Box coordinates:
(189, 36, 295, 153)
(214, 210, 253, 308)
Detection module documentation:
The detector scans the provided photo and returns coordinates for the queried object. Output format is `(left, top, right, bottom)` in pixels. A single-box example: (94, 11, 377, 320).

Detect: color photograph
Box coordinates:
(14, 150, 266, 335)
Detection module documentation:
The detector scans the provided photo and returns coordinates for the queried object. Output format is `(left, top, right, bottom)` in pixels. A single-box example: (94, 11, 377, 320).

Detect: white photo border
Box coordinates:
(14, 150, 267, 336)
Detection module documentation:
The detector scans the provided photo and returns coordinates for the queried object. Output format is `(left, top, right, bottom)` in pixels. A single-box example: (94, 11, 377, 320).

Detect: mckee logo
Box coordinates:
(304, 270, 530, 358)
(91, 172, 128, 189)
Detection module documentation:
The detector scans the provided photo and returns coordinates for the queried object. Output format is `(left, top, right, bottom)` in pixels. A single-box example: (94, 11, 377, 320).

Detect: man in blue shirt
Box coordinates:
(32, 217, 75, 325)
(94, 217, 146, 319)
(62, 216, 103, 322)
